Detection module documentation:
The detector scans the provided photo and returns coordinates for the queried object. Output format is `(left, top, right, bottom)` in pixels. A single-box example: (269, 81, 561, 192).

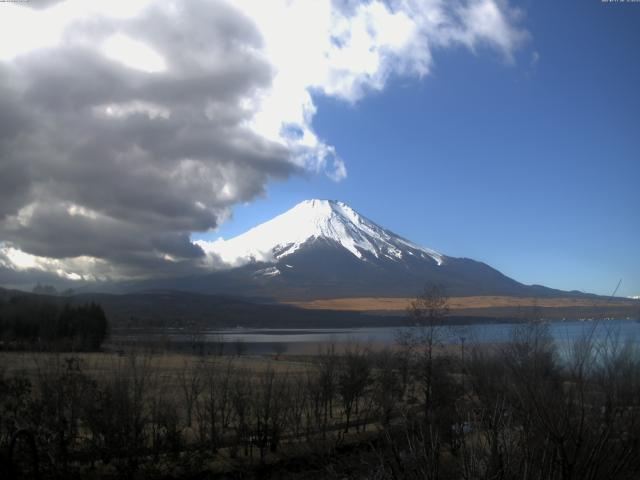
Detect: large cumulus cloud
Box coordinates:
(0, 0, 526, 286)
(0, 0, 297, 282)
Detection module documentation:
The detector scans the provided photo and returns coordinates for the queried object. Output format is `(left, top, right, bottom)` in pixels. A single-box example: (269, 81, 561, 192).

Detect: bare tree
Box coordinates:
(317, 344, 339, 432)
(401, 284, 450, 420)
(178, 358, 203, 427)
(338, 344, 371, 433)
(372, 349, 404, 427)
(196, 358, 235, 453)
(251, 368, 290, 461)
(230, 369, 252, 458)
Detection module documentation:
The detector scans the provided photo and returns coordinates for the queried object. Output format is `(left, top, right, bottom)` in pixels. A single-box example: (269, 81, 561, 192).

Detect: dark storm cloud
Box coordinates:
(0, 75, 36, 220)
(0, 0, 297, 280)
(0, 160, 31, 221)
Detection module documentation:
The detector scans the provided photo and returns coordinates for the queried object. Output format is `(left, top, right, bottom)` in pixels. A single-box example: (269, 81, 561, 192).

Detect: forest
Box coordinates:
(1, 318, 639, 479)
(0, 295, 109, 351)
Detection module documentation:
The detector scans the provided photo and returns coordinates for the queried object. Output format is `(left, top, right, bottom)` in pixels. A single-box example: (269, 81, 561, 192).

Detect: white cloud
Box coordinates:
(0, 0, 156, 61)
(0, 244, 108, 281)
(102, 34, 167, 73)
(234, 0, 526, 181)
(93, 100, 171, 120)
(2, 247, 38, 270)
(0, 0, 527, 283)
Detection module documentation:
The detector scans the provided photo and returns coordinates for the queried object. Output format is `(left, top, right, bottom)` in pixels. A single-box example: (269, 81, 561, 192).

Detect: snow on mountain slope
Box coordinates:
(196, 199, 443, 268)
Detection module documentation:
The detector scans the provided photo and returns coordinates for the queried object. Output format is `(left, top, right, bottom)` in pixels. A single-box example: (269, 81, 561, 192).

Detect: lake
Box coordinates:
(113, 318, 640, 355)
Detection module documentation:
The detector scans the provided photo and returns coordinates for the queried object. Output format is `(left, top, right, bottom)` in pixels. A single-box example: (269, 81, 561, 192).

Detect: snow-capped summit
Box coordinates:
(141, 199, 571, 300)
(197, 199, 443, 268)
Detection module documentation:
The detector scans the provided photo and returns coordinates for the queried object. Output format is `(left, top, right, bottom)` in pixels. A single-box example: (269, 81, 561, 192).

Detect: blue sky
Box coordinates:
(0, 0, 637, 295)
(208, 0, 640, 296)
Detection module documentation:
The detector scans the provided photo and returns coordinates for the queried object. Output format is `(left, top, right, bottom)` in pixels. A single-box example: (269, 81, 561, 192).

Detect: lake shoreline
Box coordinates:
(106, 318, 640, 356)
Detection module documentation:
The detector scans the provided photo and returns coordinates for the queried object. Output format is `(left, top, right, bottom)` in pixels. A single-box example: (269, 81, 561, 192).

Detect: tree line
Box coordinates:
(0, 295, 109, 351)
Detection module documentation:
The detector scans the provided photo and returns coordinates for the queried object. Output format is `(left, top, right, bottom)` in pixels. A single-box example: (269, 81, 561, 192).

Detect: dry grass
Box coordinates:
(0, 351, 313, 380)
(284, 295, 638, 312)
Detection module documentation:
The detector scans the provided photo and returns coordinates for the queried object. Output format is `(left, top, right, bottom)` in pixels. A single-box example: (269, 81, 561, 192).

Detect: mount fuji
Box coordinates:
(197, 199, 444, 270)
(138, 199, 570, 301)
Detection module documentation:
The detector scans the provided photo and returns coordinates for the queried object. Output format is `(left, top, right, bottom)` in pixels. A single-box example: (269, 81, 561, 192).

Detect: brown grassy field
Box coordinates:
(0, 351, 313, 380)
(284, 295, 639, 312)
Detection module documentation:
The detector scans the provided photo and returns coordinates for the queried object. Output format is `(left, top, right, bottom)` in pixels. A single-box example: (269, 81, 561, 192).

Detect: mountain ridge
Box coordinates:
(129, 199, 593, 301)
(196, 199, 443, 268)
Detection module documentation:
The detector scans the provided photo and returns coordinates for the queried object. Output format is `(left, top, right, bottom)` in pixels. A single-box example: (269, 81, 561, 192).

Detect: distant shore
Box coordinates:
(285, 295, 640, 319)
